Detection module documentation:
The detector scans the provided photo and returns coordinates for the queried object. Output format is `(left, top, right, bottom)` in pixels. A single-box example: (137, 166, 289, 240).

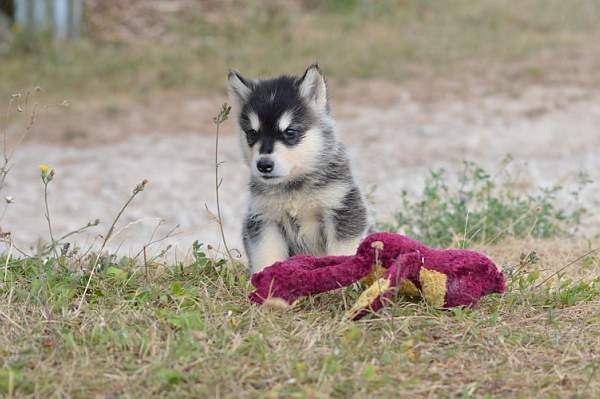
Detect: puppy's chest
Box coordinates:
(279, 209, 326, 255)
(262, 193, 327, 238)
(256, 185, 346, 221)
(253, 187, 348, 254)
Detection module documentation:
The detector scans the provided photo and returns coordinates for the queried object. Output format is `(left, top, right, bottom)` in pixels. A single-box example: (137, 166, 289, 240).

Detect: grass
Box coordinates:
(0, 238, 599, 397)
(2, 0, 600, 100)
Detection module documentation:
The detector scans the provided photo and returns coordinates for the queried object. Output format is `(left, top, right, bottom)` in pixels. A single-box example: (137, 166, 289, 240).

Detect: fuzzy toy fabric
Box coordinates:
(249, 232, 505, 319)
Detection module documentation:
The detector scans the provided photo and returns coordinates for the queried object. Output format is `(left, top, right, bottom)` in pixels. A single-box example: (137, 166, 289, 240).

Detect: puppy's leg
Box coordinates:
(244, 217, 289, 274)
(326, 186, 369, 256)
(324, 209, 362, 256)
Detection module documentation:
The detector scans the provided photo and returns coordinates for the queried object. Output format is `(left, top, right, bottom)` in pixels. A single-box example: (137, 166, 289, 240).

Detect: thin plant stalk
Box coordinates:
(39, 219, 100, 257)
(43, 178, 58, 258)
(3, 241, 12, 283)
(534, 247, 600, 289)
(75, 179, 148, 315)
(212, 103, 234, 264)
(1, 97, 42, 192)
(1, 96, 15, 185)
(56, 219, 100, 243)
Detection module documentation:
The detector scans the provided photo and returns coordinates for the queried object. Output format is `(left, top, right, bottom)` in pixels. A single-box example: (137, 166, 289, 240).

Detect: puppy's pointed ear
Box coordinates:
(227, 69, 253, 108)
(298, 63, 328, 112)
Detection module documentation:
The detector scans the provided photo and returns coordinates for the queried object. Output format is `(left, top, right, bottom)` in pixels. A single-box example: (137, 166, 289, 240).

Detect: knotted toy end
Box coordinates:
(370, 240, 384, 251)
(262, 297, 292, 311)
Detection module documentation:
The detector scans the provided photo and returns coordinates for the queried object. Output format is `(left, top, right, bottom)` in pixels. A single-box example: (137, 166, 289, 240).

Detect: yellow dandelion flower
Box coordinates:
(39, 164, 49, 173)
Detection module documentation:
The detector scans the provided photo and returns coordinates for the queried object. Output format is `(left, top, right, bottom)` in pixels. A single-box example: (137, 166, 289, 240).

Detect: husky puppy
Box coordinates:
(228, 64, 369, 273)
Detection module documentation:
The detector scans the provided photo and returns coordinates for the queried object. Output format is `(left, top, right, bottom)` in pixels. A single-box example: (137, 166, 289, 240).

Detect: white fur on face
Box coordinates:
(250, 127, 324, 182)
(250, 143, 291, 181)
(237, 127, 252, 165)
(238, 112, 260, 167)
(277, 111, 293, 132)
(277, 127, 324, 177)
(248, 111, 260, 132)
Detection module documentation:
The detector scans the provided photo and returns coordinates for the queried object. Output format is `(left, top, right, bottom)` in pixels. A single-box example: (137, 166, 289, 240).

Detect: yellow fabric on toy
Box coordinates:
(347, 277, 390, 319)
(398, 278, 420, 298)
(419, 267, 447, 308)
(360, 264, 386, 286)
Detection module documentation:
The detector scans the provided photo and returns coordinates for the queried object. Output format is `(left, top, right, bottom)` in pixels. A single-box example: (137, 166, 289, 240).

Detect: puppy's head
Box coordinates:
(227, 64, 330, 184)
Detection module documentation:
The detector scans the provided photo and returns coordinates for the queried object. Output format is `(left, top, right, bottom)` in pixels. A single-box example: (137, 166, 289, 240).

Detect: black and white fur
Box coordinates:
(228, 64, 369, 273)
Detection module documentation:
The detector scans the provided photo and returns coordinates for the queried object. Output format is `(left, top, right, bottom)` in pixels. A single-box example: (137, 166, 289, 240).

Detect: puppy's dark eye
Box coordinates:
(246, 129, 259, 144)
(283, 127, 299, 142)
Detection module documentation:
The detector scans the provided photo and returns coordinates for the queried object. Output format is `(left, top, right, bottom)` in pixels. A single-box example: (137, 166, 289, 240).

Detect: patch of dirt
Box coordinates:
(4, 91, 223, 146)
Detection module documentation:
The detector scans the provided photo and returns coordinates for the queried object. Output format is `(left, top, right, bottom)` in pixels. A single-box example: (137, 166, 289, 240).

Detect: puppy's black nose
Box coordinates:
(256, 158, 274, 174)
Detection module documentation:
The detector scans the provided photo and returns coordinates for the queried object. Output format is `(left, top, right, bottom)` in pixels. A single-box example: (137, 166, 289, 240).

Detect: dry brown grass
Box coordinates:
(1, 237, 598, 397)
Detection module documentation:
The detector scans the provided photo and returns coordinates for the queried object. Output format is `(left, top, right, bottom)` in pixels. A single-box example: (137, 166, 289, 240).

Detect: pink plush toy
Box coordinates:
(249, 232, 505, 319)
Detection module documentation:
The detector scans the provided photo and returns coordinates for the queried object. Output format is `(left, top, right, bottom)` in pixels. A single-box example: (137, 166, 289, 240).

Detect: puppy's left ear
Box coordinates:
(227, 69, 253, 109)
(298, 63, 328, 112)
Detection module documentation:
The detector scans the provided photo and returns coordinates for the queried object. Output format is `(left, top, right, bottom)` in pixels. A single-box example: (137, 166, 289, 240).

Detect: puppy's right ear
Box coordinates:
(298, 63, 328, 112)
(227, 70, 253, 108)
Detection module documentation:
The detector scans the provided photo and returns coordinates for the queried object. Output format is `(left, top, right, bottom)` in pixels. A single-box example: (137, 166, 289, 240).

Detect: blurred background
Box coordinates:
(1, 0, 599, 257)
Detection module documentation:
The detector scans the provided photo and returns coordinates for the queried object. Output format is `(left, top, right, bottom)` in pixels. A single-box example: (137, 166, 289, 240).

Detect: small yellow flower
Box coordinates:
(39, 164, 55, 183)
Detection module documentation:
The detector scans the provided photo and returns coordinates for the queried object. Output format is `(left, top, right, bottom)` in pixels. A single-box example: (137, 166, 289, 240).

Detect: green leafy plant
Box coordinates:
(379, 158, 590, 248)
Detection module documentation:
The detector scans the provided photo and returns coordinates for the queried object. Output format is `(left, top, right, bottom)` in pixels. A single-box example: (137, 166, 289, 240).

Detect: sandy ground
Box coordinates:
(2, 81, 599, 259)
